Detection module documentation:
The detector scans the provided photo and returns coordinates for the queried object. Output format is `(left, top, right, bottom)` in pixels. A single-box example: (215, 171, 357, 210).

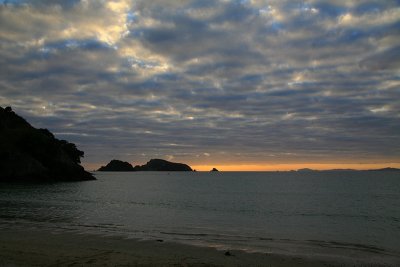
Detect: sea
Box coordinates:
(1, 171, 400, 263)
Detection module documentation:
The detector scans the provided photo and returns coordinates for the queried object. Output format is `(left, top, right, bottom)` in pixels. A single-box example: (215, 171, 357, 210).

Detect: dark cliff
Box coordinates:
(0, 106, 95, 182)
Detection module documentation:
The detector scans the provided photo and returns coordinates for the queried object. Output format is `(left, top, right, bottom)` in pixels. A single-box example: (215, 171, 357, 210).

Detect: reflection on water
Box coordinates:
(1, 171, 400, 259)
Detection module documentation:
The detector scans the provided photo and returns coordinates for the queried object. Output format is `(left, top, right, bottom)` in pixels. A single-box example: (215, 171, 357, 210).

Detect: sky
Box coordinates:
(1, 0, 399, 171)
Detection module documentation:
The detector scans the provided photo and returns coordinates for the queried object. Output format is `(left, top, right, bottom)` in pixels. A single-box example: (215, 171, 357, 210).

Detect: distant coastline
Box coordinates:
(295, 167, 400, 172)
(93, 165, 400, 173)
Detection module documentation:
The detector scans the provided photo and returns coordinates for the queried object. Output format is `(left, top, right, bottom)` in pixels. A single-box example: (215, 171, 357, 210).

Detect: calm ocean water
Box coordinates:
(1, 171, 400, 261)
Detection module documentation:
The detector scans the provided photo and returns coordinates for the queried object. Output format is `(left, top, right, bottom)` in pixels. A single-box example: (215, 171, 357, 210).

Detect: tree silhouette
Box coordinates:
(59, 140, 84, 164)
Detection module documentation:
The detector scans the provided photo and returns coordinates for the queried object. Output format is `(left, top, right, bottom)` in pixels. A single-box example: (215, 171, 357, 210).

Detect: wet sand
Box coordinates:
(0, 228, 396, 266)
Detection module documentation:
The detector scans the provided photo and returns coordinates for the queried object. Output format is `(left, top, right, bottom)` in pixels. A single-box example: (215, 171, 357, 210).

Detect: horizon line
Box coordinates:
(83, 162, 400, 172)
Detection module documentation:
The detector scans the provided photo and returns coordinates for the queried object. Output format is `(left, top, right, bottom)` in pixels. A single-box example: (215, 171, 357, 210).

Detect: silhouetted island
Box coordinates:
(135, 159, 192, 171)
(98, 160, 134, 171)
(0, 106, 95, 182)
(98, 158, 193, 172)
(210, 168, 219, 172)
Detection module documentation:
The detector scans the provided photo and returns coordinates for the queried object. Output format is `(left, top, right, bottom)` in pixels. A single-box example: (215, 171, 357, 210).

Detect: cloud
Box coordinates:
(359, 46, 400, 70)
(0, 0, 399, 167)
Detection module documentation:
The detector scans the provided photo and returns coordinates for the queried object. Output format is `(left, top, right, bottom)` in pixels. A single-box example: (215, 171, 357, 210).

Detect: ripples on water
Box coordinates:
(1, 171, 400, 259)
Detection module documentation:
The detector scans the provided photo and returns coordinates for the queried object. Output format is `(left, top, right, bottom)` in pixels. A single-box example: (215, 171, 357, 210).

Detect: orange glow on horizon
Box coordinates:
(83, 162, 400, 172)
(191, 163, 400, 172)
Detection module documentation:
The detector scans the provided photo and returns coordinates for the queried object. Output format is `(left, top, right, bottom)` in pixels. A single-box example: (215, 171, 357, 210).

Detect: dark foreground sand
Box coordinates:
(0, 228, 398, 267)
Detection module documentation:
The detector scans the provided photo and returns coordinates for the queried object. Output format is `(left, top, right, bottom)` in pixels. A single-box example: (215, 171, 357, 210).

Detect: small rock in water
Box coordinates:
(224, 251, 232, 256)
(156, 239, 164, 242)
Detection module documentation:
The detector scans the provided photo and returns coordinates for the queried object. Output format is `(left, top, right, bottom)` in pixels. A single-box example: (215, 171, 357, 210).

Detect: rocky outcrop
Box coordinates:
(134, 159, 193, 171)
(0, 106, 95, 182)
(98, 160, 134, 171)
(210, 168, 219, 172)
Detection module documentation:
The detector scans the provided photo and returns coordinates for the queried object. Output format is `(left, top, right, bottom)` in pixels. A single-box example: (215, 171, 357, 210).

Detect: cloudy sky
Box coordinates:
(1, 0, 399, 170)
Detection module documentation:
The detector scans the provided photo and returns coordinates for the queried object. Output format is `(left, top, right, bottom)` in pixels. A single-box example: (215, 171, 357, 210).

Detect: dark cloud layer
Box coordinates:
(1, 0, 399, 168)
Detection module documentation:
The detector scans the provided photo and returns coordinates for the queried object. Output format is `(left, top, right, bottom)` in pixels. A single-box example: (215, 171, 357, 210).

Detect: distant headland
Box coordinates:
(98, 159, 193, 172)
(295, 167, 400, 172)
(0, 106, 95, 182)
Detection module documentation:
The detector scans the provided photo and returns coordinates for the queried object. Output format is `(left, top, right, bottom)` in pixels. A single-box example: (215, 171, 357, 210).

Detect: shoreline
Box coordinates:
(1, 228, 398, 267)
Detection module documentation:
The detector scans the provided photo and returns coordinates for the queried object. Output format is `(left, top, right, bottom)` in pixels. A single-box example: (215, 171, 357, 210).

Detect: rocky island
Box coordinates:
(135, 159, 193, 171)
(0, 106, 95, 182)
(98, 158, 193, 172)
(98, 160, 135, 171)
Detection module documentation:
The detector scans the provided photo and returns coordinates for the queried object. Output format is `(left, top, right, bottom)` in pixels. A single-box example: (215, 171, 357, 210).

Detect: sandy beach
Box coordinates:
(0, 228, 396, 267)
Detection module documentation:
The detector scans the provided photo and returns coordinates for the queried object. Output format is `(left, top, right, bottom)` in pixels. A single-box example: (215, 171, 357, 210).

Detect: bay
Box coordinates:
(1, 171, 399, 260)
